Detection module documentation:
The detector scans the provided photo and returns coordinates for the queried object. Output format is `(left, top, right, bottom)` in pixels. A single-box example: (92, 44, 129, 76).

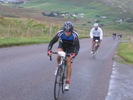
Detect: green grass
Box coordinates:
(0, 37, 51, 47)
(2, 0, 133, 31)
(17, 0, 133, 30)
(0, 16, 60, 37)
(117, 42, 133, 65)
(0, 16, 90, 47)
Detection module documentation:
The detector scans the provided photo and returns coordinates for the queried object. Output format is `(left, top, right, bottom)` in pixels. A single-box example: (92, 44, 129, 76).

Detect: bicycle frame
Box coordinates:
(92, 39, 99, 59)
(50, 51, 67, 100)
(113, 35, 116, 40)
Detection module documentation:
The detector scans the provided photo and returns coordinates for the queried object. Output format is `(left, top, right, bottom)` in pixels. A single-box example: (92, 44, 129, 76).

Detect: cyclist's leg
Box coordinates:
(57, 48, 63, 64)
(57, 41, 64, 64)
(66, 56, 72, 82)
(97, 37, 101, 49)
(97, 42, 100, 50)
(64, 56, 71, 90)
(64, 47, 74, 90)
(92, 38, 95, 51)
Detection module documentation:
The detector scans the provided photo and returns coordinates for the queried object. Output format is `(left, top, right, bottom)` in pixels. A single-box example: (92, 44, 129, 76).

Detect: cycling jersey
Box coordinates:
(113, 33, 116, 36)
(90, 27, 103, 40)
(48, 30, 80, 55)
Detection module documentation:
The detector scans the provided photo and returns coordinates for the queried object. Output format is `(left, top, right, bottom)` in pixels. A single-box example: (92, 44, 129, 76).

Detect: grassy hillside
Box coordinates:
(1, 0, 133, 32)
(18, 0, 133, 18)
(0, 16, 90, 47)
(0, 16, 69, 39)
(11, 0, 132, 31)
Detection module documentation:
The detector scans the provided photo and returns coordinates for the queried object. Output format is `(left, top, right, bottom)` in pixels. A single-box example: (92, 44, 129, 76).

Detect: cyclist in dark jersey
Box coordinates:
(47, 21, 80, 90)
(112, 33, 116, 40)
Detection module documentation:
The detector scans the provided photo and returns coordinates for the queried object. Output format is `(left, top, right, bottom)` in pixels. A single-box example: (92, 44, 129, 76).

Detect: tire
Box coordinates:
(62, 72, 65, 93)
(93, 45, 98, 59)
(54, 66, 63, 100)
(92, 51, 96, 59)
(92, 48, 95, 59)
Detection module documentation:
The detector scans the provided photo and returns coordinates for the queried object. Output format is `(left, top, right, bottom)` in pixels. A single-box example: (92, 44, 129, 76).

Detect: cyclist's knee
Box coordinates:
(58, 48, 63, 51)
(57, 55, 61, 63)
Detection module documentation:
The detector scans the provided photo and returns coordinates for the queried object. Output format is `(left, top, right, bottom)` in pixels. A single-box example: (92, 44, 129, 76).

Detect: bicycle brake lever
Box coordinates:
(50, 56, 52, 61)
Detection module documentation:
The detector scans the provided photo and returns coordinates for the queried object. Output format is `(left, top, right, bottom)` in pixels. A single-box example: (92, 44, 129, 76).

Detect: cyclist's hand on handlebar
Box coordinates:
(70, 53, 76, 59)
(47, 50, 52, 56)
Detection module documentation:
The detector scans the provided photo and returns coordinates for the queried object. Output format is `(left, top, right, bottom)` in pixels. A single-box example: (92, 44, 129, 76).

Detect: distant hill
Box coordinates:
(17, 0, 133, 20)
(1, 0, 133, 30)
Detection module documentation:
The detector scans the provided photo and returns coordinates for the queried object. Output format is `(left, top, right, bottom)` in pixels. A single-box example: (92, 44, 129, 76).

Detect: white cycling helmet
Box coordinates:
(94, 23, 99, 27)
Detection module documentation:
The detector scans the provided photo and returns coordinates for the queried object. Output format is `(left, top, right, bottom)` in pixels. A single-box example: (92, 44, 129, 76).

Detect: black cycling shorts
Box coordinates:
(58, 41, 75, 54)
(93, 36, 100, 42)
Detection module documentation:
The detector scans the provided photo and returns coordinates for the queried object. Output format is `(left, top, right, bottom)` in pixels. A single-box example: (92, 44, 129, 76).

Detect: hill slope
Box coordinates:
(1, 0, 133, 30)
(17, 0, 133, 19)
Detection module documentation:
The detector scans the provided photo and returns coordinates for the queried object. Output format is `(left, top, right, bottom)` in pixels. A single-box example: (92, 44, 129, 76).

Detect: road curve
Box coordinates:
(0, 37, 118, 100)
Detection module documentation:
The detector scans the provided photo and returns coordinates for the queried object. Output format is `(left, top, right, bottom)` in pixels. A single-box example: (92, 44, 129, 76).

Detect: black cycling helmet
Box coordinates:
(63, 21, 73, 32)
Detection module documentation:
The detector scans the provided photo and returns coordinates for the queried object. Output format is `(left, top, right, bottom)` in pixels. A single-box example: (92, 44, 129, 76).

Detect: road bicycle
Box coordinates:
(112, 35, 116, 40)
(112, 33, 116, 40)
(92, 39, 99, 59)
(50, 51, 69, 100)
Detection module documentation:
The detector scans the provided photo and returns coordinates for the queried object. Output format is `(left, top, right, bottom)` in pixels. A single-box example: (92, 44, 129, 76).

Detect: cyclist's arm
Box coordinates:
(99, 28, 103, 40)
(74, 35, 80, 56)
(90, 28, 94, 39)
(47, 33, 60, 51)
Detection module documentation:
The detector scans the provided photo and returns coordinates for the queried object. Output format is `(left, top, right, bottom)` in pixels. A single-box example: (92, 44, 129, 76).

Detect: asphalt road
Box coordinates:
(0, 37, 124, 100)
(106, 62, 133, 100)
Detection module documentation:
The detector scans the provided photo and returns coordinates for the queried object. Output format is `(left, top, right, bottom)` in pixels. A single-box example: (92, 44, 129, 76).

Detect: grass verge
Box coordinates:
(0, 37, 51, 48)
(115, 42, 133, 65)
(0, 35, 89, 48)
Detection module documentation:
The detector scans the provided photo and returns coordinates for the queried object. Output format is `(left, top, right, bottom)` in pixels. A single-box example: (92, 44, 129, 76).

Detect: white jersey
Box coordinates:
(90, 27, 103, 40)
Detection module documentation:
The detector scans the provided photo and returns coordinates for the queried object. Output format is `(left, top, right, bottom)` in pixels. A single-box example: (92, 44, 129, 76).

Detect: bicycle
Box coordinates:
(113, 35, 116, 40)
(49, 51, 70, 100)
(112, 33, 117, 40)
(92, 39, 99, 59)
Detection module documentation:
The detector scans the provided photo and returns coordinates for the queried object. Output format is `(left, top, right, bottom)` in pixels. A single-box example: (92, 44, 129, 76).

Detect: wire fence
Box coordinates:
(0, 24, 89, 38)
(0, 24, 60, 38)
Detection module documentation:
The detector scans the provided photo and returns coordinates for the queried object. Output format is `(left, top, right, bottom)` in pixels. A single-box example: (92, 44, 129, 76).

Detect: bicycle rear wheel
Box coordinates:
(92, 51, 96, 59)
(92, 45, 98, 59)
(54, 66, 63, 100)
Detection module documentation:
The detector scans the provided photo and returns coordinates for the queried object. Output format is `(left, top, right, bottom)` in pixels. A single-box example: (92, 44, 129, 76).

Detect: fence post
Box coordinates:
(42, 28, 43, 36)
(8, 25, 10, 37)
(49, 23, 52, 38)
(27, 27, 30, 37)
(18, 26, 20, 37)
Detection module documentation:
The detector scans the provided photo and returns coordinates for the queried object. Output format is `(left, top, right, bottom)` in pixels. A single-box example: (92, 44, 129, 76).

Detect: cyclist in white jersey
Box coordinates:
(90, 23, 103, 53)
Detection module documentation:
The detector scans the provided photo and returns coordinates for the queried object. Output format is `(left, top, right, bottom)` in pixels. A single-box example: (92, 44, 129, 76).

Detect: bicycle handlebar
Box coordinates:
(49, 51, 72, 61)
(49, 52, 59, 61)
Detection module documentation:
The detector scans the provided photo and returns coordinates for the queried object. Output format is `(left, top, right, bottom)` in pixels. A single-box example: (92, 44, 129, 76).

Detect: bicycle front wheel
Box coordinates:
(92, 51, 96, 59)
(62, 72, 65, 93)
(54, 67, 63, 100)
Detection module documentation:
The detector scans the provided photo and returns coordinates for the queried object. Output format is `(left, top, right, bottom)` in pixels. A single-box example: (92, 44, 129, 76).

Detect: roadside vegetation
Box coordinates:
(116, 41, 133, 65)
(0, 37, 50, 47)
(0, 16, 89, 47)
(0, 16, 57, 47)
